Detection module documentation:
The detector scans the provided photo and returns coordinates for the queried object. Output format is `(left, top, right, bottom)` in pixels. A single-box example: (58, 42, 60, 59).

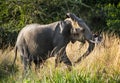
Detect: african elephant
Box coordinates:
(13, 13, 100, 72)
(66, 13, 102, 63)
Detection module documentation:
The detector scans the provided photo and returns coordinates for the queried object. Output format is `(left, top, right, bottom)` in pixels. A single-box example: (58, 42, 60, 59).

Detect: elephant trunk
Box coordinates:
(75, 41, 95, 63)
(75, 27, 102, 63)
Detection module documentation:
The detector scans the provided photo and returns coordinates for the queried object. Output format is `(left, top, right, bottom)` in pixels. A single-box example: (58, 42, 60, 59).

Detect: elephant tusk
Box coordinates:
(89, 40, 96, 43)
(89, 37, 101, 44)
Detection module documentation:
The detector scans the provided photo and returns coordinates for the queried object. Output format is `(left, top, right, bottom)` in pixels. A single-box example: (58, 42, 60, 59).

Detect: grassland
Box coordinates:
(0, 33, 120, 83)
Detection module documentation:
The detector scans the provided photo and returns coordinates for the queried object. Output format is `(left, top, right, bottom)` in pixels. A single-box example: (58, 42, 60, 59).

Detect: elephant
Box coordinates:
(13, 13, 101, 72)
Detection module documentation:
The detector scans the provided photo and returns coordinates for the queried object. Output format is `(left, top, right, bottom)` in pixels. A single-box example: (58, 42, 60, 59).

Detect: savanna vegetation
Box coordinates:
(0, 0, 120, 83)
(0, 33, 120, 83)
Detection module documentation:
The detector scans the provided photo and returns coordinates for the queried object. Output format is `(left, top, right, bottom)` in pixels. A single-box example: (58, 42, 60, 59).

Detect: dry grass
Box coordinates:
(0, 33, 120, 82)
(67, 33, 120, 76)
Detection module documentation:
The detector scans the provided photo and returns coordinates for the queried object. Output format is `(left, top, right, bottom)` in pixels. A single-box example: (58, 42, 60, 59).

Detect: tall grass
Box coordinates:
(0, 33, 120, 83)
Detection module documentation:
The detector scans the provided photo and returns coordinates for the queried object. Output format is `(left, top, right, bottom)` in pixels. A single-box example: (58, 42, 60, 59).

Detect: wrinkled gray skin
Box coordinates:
(66, 13, 99, 63)
(13, 13, 100, 72)
(68, 14, 99, 63)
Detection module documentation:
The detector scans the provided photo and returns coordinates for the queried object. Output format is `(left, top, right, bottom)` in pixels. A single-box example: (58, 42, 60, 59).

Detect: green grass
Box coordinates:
(0, 33, 120, 83)
(1, 69, 120, 83)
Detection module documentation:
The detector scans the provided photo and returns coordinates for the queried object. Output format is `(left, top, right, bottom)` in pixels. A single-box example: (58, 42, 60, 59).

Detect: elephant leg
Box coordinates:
(34, 56, 41, 70)
(23, 57, 28, 72)
(61, 51, 72, 71)
(28, 56, 32, 69)
(55, 47, 72, 71)
(21, 55, 30, 70)
(20, 55, 23, 64)
(55, 47, 64, 68)
(19, 50, 28, 73)
(19, 47, 27, 71)
(55, 55, 62, 68)
(22, 46, 30, 73)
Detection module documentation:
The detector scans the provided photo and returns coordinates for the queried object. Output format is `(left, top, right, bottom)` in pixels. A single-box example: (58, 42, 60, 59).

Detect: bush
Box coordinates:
(0, 0, 120, 48)
(104, 3, 120, 34)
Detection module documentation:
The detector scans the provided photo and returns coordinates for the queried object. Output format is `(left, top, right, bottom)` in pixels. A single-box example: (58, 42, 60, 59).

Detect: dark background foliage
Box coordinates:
(0, 0, 120, 49)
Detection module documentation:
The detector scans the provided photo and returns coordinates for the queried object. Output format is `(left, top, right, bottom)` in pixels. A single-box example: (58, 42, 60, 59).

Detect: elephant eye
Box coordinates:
(81, 28, 85, 32)
(76, 28, 85, 33)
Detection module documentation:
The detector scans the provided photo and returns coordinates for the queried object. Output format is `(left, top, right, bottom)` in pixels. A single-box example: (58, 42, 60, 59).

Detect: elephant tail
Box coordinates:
(12, 46, 18, 68)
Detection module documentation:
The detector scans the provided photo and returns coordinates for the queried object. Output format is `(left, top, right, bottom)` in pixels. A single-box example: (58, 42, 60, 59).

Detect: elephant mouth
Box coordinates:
(89, 39, 98, 43)
(89, 35, 102, 44)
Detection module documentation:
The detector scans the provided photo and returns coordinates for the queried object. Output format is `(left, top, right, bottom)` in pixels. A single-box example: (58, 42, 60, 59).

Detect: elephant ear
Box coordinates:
(66, 13, 83, 23)
(60, 20, 72, 37)
(66, 13, 85, 33)
(66, 13, 76, 21)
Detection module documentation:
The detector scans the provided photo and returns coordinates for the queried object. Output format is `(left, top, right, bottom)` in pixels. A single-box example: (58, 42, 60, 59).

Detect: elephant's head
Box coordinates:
(65, 13, 102, 63)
